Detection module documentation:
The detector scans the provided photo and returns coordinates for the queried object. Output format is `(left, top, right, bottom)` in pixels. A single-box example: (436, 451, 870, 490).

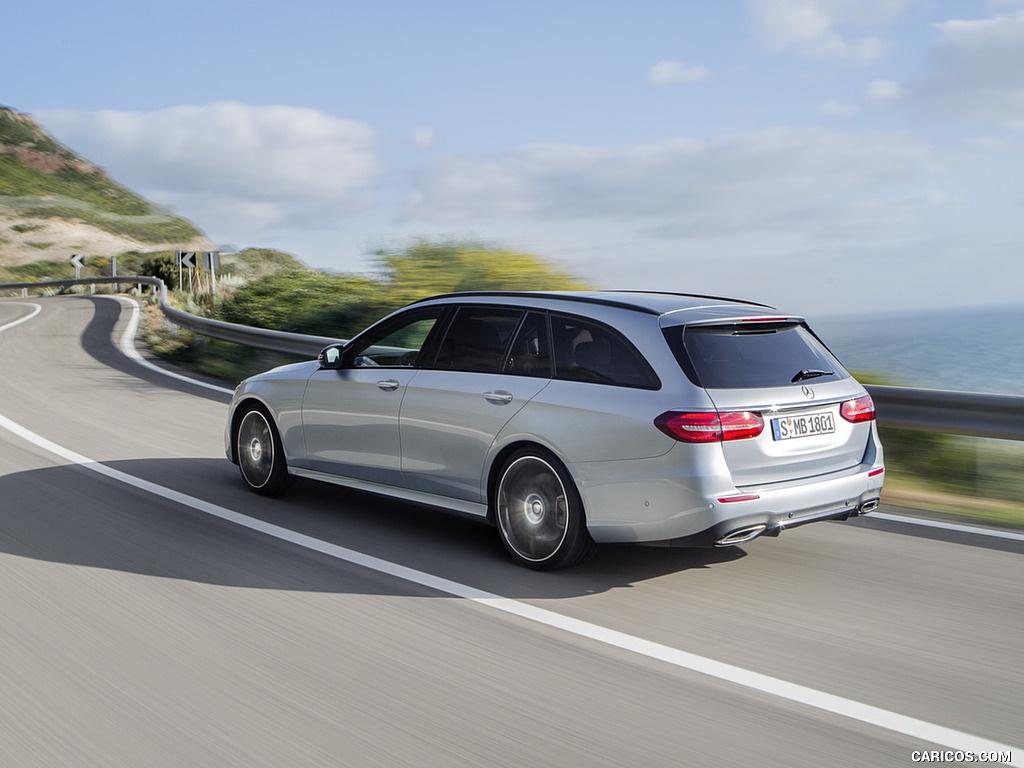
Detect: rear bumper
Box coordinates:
(659, 496, 880, 548)
(582, 459, 885, 545)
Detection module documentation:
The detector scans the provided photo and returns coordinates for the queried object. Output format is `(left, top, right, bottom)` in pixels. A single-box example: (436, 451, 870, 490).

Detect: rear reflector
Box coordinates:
(717, 494, 761, 503)
(655, 410, 764, 443)
(869, 467, 885, 477)
(840, 394, 876, 423)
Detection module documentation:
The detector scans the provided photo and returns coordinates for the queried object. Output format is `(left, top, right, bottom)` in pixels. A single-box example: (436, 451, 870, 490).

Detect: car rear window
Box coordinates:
(665, 322, 848, 389)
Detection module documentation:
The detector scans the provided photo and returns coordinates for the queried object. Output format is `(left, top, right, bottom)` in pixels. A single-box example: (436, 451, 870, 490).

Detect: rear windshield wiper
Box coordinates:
(792, 369, 833, 383)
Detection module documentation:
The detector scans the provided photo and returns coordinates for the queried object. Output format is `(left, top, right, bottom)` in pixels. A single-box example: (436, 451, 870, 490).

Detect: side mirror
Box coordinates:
(317, 343, 346, 369)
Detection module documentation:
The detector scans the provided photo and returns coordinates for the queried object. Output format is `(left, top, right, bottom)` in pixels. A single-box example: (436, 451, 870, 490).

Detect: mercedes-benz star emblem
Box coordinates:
(801, 385, 815, 399)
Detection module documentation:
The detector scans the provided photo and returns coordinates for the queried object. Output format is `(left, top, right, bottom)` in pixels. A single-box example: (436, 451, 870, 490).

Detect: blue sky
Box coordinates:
(4, 0, 1024, 316)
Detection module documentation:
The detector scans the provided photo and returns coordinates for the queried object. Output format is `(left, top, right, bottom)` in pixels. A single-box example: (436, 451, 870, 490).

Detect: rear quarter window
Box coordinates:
(665, 322, 849, 389)
(551, 313, 660, 389)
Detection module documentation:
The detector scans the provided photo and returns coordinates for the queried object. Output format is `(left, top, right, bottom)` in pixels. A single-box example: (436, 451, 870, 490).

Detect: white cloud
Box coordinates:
(747, 0, 913, 62)
(901, 9, 1024, 128)
(819, 99, 861, 117)
(35, 102, 381, 234)
(411, 126, 437, 148)
(924, 188, 958, 205)
(408, 129, 949, 245)
(647, 59, 709, 85)
(865, 79, 903, 101)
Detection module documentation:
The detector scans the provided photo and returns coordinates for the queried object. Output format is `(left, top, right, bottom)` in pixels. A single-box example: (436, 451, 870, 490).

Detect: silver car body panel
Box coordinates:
(399, 369, 550, 503)
(289, 466, 489, 518)
(299, 367, 418, 486)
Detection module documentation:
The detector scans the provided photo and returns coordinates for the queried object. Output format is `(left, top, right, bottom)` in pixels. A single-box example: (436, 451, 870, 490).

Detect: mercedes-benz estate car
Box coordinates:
(226, 291, 884, 570)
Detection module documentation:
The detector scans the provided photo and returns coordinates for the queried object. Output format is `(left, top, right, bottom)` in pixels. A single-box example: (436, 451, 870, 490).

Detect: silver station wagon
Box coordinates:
(226, 291, 884, 570)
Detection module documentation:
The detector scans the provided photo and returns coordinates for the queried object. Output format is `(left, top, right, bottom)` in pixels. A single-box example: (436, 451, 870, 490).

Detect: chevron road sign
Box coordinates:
(201, 251, 220, 271)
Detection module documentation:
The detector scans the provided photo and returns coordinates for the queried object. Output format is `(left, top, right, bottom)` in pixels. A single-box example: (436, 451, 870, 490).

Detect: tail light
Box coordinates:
(655, 410, 764, 443)
(840, 394, 876, 423)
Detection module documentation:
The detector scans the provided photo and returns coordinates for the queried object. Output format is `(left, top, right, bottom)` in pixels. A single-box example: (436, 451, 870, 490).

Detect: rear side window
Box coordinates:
(502, 311, 552, 377)
(435, 306, 524, 373)
(551, 314, 659, 389)
(668, 322, 848, 389)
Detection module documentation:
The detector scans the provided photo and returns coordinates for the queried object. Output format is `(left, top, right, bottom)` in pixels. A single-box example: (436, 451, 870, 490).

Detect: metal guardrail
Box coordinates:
(3, 276, 1023, 441)
(864, 384, 1024, 442)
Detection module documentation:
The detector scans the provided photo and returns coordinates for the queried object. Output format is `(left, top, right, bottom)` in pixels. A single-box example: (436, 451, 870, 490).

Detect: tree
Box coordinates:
(375, 239, 590, 304)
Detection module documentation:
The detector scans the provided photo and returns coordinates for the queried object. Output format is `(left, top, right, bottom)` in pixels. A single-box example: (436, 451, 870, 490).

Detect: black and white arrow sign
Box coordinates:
(179, 252, 197, 269)
(201, 251, 220, 271)
(70, 254, 85, 269)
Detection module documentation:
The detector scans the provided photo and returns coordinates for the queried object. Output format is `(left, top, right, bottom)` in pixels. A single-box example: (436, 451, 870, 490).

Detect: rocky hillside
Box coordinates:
(0, 105, 214, 265)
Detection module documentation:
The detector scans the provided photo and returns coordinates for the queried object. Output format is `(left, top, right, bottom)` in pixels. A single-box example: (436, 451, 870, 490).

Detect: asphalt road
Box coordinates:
(0, 296, 1021, 768)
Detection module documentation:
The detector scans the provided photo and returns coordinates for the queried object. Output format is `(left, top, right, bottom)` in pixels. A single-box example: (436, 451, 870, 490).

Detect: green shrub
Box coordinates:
(214, 270, 389, 338)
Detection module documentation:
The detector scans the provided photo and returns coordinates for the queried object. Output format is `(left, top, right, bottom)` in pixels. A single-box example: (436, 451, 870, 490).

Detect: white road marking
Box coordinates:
(0, 302, 42, 332)
(870, 511, 1024, 543)
(0, 409, 1018, 765)
(111, 296, 235, 395)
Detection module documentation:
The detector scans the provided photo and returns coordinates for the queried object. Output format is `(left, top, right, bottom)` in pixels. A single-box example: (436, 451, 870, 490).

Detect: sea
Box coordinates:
(810, 304, 1024, 397)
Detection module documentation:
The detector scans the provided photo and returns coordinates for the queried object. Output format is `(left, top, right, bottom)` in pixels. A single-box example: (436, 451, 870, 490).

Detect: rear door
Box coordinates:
(668, 320, 871, 486)
(399, 307, 551, 503)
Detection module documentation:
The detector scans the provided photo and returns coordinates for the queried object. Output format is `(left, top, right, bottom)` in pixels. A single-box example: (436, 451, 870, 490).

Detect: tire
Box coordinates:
(236, 406, 291, 496)
(494, 448, 596, 570)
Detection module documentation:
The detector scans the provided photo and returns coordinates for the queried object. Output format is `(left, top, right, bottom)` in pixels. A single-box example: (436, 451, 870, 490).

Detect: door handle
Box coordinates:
(483, 390, 513, 405)
(377, 379, 401, 392)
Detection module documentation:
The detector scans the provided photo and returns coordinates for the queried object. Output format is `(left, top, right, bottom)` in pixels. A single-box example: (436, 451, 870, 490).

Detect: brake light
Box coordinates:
(655, 410, 764, 443)
(840, 394, 876, 423)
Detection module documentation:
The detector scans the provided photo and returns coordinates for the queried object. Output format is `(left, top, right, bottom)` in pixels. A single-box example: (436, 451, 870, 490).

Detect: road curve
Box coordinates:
(0, 296, 1021, 768)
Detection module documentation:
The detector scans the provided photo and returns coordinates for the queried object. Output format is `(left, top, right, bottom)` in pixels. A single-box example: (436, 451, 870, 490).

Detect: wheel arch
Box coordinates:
(485, 440, 583, 526)
(229, 396, 276, 465)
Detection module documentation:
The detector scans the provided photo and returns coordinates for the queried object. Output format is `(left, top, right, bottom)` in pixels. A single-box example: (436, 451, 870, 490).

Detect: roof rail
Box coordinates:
(409, 290, 777, 314)
(602, 289, 774, 309)
(408, 291, 664, 315)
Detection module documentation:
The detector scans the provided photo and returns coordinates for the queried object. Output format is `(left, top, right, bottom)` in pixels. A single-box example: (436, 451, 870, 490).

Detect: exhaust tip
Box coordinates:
(715, 524, 768, 547)
(857, 499, 880, 515)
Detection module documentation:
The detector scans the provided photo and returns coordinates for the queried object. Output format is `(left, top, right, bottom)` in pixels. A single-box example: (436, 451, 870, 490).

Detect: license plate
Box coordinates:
(771, 411, 836, 441)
